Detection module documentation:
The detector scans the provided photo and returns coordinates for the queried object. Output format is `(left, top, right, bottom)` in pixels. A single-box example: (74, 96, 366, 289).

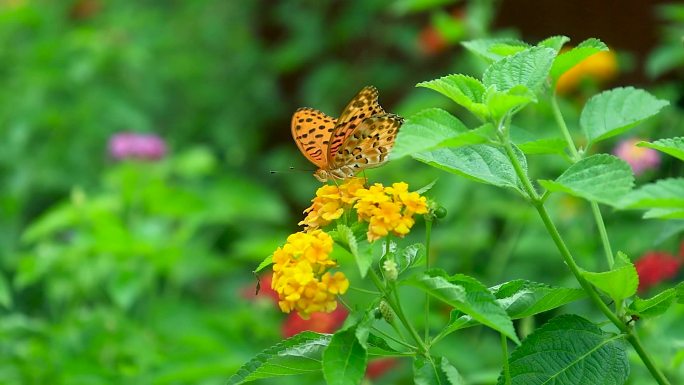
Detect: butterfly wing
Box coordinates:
(291, 107, 338, 169)
(331, 113, 403, 172)
(327, 86, 386, 161)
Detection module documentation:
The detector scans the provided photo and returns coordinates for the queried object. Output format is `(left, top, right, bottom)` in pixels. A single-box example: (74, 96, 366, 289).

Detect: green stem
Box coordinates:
(501, 333, 511, 385)
(590, 202, 615, 268)
(626, 331, 672, 385)
(424, 218, 433, 342)
(549, 94, 580, 161)
(501, 138, 671, 385)
(372, 326, 414, 350)
(368, 269, 428, 354)
(550, 93, 614, 268)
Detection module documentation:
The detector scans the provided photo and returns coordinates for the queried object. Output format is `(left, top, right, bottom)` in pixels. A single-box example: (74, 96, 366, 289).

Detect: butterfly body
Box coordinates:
(291, 86, 403, 182)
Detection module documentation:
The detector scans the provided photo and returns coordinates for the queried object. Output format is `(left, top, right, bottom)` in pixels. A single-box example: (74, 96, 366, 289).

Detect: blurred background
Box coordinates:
(0, 0, 682, 384)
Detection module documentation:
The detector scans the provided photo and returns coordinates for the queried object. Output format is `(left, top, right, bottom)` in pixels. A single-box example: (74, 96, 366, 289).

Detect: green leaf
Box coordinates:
(403, 270, 467, 308)
(413, 144, 528, 194)
(462, 38, 530, 62)
(483, 47, 556, 92)
(391, 108, 488, 159)
(448, 273, 519, 344)
(396, 243, 426, 273)
(323, 327, 367, 385)
(537, 35, 570, 52)
(676, 282, 684, 304)
(417, 76, 489, 120)
(492, 280, 586, 319)
(539, 154, 634, 206)
(580, 87, 669, 144)
(367, 333, 400, 356)
(619, 178, 684, 212)
(498, 314, 629, 385)
(550, 38, 608, 80)
(582, 251, 638, 302)
(405, 270, 519, 344)
(227, 332, 331, 384)
(442, 280, 586, 338)
(254, 255, 273, 274)
(335, 224, 371, 277)
(638, 137, 684, 162)
(628, 288, 677, 318)
(511, 126, 567, 155)
(484, 85, 536, 120)
(414, 356, 465, 385)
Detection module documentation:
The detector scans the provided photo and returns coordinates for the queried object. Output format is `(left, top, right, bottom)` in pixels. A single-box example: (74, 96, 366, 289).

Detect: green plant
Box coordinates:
(231, 37, 683, 385)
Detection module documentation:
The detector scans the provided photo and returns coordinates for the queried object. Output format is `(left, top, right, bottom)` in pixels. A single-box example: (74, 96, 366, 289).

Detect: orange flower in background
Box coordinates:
(556, 49, 618, 94)
(271, 230, 349, 318)
(282, 306, 348, 337)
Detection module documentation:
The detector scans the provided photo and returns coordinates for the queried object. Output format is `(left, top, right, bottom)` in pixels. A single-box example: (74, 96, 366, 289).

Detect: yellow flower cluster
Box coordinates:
(271, 230, 349, 318)
(299, 178, 366, 229)
(355, 182, 428, 242)
(300, 178, 428, 242)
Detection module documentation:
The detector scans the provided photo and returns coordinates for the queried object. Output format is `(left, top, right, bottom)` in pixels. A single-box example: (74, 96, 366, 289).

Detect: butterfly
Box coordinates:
(291, 86, 403, 182)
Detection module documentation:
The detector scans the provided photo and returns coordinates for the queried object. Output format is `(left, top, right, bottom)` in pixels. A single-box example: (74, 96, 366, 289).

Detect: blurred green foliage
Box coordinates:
(0, 0, 682, 384)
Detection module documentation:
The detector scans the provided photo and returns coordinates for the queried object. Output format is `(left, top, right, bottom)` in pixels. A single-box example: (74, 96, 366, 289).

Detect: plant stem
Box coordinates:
(501, 333, 511, 385)
(626, 330, 672, 385)
(368, 269, 428, 354)
(424, 218, 433, 342)
(372, 326, 415, 351)
(501, 137, 671, 385)
(550, 93, 614, 268)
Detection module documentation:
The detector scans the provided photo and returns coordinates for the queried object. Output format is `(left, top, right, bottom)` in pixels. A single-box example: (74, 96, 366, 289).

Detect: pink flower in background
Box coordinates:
(108, 132, 167, 161)
(613, 138, 660, 175)
(635, 251, 682, 292)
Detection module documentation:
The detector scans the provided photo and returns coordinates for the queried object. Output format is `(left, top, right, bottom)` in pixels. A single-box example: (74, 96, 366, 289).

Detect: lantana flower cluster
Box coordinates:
(271, 178, 428, 318)
(300, 178, 429, 242)
(271, 230, 349, 318)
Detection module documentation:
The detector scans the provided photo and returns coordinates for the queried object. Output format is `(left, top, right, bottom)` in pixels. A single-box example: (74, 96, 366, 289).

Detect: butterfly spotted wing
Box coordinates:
(291, 107, 338, 169)
(327, 86, 386, 162)
(330, 113, 403, 172)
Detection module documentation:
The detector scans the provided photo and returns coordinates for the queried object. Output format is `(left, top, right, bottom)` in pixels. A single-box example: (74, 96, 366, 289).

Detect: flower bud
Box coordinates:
(378, 300, 394, 324)
(382, 259, 398, 281)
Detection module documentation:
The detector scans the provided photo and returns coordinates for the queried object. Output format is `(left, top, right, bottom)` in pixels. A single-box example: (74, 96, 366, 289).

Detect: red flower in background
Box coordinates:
(282, 306, 348, 337)
(366, 357, 399, 380)
(635, 251, 682, 292)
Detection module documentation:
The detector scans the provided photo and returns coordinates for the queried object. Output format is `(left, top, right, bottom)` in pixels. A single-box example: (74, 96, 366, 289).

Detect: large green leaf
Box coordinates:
(676, 282, 684, 304)
(539, 154, 634, 206)
(492, 280, 586, 319)
(582, 251, 638, 303)
(0, 273, 12, 308)
(442, 280, 586, 338)
(413, 144, 528, 194)
(391, 108, 489, 159)
(462, 38, 531, 62)
(396, 243, 426, 273)
(405, 270, 519, 343)
(417, 76, 489, 120)
(484, 85, 537, 121)
(628, 288, 677, 319)
(550, 38, 608, 80)
(619, 179, 684, 218)
(580, 87, 669, 145)
(483, 47, 556, 92)
(323, 327, 367, 385)
(227, 332, 330, 384)
(638, 137, 684, 162)
(498, 314, 629, 385)
(414, 356, 465, 385)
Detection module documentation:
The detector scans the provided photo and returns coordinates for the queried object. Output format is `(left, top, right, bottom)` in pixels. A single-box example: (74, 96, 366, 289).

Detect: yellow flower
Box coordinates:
(299, 178, 366, 229)
(556, 50, 618, 94)
(270, 229, 349, 318)
(353, 182, 428, 242)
